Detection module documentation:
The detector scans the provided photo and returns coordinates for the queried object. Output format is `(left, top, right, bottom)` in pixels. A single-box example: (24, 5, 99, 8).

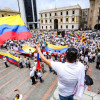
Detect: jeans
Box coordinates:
(59, 94, 74, 100)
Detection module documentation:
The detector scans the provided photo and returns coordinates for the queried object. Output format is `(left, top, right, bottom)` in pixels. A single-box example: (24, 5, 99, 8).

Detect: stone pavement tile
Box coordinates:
(84, 90, 97, 97)
(93, 95, 100, 100)
(26, 73, 56, 100)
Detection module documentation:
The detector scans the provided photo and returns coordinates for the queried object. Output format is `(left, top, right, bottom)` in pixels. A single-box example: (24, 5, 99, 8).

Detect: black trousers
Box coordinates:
(96, 62, 100, 69)
(5, 62, 8, 67)
(31, 76, 35, 84)
(35, 71, 38, 79)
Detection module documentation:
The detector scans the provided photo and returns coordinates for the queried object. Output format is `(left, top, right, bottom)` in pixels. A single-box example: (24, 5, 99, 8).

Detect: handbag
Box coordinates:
(85, 75, 93, 85)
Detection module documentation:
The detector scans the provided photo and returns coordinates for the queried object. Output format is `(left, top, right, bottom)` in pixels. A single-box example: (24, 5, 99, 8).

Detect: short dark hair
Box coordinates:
(15, 94, 19, 99)
(66, 48, 78, 63)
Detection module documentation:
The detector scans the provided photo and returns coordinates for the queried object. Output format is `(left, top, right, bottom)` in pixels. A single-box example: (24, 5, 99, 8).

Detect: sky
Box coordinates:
(0, 0, 90, 14)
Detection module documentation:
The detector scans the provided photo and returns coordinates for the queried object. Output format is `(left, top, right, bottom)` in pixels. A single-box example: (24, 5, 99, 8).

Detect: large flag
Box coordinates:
(81, 36, 86, 42)
(0, 52, 19, 65)
(0, 15, 32, 46)
(17, 44, 36, 55)
(45, 43, 68, 54)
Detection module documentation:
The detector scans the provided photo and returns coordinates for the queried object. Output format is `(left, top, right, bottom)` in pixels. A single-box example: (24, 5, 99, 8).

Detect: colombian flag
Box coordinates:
(0, 15, 32, 46)
(45, 44, 68, 54)
(0, 52, 19, 65)
(36, 53, 41, 70)
(81, 36, 86, 42)
(17, 44, 36, 55)
(75, 32, 80, 37)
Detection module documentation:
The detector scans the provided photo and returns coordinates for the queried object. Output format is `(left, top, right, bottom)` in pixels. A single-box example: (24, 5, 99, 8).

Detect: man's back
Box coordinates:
(51, 61, 85, 97)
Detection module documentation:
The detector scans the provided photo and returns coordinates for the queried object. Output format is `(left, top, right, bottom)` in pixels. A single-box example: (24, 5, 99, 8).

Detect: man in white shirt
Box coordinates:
(30, 69, 35, 85)
(3, 56, 9, 68)
(36, 46, 85, 100)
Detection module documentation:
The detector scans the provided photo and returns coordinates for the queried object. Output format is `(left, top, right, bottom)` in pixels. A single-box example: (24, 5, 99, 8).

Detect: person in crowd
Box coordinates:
(27, 58, 31, 69)
(37, 70, 43, 83)
(19, 56, 23, 68)
(41, 61, 45, 73)
(96, 49, 100, 69)
(24, 56, 27, 68)
(3, 56, 9, 68)
(30, 69, 36, 85)
(84, 62, 89, 75)
(13, 89, 22, 100)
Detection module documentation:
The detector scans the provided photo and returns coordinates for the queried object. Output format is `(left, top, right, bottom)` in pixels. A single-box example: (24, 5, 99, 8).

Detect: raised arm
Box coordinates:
(36, 46, 51, 67)
(17, 89, 22, 95)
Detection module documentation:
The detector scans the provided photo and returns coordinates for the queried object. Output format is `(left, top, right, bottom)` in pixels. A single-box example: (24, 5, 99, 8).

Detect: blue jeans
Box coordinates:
(59, 94, 74, 100)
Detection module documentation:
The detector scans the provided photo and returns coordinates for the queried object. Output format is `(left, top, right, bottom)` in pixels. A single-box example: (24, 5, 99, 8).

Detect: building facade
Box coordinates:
(39, 4, 82, 30)
(17, 0, 39, 29)
(88, 0, 100, 30)
(0, 8, 20, 17)
(81, 9, 89, 30)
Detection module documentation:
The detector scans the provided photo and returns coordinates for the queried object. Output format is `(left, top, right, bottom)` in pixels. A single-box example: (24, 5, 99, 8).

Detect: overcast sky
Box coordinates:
(0, 0, 90, 14)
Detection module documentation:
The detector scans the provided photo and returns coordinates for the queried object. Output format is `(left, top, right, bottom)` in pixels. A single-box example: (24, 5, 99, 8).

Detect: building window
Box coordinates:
(61, 25, 62, 29)
(8, 15, 10, 16)
(66, 25, 68, 28)
(2, 14, 4, 17)
(45, 14, 47, 17)
(55, 13, 57, 16)
(72, 10, 75, 14)
(46, 26, 47, 29)
(66, 11, 68, 15)
(91, 3, 93, 7)
(41, 14, 42, 17)
(45, 20, 47, 23)
(50, 26, 52, 29)
(66, 18, 68, 22)
(61, 18, 63, 22)
(41, 20, 43, 23)
(42, 26, 43, 29)
(50, 13, 51, 16)
(72, 25, 74, 29)
(61, 12, 63, 15)
(72, 18, 74, 22)
(50, 19, 52, 23)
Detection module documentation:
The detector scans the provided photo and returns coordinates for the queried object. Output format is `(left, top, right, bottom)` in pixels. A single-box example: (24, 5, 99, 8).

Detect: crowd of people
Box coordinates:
(0, 30, 100, 100)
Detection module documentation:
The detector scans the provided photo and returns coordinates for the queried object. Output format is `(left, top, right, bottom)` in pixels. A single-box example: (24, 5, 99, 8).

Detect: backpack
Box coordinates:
(85, 75, 93, 85)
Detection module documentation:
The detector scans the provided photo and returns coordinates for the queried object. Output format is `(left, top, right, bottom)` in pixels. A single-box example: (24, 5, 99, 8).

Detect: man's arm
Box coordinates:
(36, 46, 51, 67)
(17, 89, 22, 95)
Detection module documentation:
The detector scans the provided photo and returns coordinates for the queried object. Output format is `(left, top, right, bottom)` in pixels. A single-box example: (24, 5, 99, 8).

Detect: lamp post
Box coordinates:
(17, 0, 20, 13)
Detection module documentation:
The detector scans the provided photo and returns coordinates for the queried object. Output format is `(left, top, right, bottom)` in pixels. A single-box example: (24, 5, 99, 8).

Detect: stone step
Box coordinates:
(50, 89, 100, 100)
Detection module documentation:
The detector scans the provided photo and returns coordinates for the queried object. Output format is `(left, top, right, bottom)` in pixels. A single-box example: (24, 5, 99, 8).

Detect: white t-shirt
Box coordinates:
(30, 71, 34, 77)
(51, 61, 84, 97)
(18, 94, 23, 100)
(84, 57, 88, 62)
(37, 72, 42, 77)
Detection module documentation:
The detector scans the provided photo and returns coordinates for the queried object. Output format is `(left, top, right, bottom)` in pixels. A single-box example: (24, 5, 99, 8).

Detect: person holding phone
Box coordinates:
(13, 89, 22, 100)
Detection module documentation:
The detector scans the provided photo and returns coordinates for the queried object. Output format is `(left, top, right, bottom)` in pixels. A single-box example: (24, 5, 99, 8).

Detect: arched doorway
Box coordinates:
(54, 19, 58, 29)
(94, 24, 100, 30)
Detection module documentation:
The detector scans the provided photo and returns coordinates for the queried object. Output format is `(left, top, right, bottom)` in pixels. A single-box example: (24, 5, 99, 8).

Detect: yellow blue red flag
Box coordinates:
(0, 15, 32, 46)
(18, 44, 36, 55)
(0, 52, 19, 65)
